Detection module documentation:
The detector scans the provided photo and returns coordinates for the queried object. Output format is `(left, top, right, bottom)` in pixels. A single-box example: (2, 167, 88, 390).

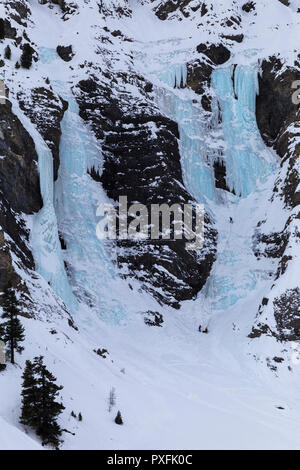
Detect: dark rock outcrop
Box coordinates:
(256, 57, 300, 208)
(42, 0, 78, 18)
(256, 57, 298, 153)
(221, 34, 244, 43)
(17, 87, 68, 180)
(144, 311, 164, 327)
(278, 0, 290, 6)
(242, 2, 256, 13)
(196, 43, 231, 65)
(2, 19, 17, 39)
(154, 0, 200, 19)
(214, 159, 230, 192)
(274, 288, 300, 341)
(187, 59, 213, 102)
(6, 0, 31, 27)
(251, 56, 300, 341)
(56, 45, 74, 62)
(0, 99, 42, 290)
(253, 227, 288, 260)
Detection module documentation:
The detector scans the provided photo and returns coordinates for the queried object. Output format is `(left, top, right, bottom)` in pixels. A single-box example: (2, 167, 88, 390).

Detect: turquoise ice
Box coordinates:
(212, 65, 275, 198)
(53, 85, 125, 322)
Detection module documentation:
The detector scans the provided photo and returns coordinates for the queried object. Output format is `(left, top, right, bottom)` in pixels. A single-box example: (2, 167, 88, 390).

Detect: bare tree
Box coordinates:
(108, 387, 116, 412)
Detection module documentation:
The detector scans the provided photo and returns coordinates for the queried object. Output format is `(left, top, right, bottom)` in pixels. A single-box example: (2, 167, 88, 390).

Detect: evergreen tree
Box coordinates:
(0, 324, 6, 372)
(20, 43, 33, 69)
(20, 356, 65, 449)
(1, 282, 25, 364)
(115, 410, 123, 425)
(4, 45, 11, 60)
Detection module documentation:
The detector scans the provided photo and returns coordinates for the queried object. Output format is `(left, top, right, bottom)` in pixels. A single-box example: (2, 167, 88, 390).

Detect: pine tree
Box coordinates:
(1, 282, 25, 364)
(115, 410, 123, 425)
(4, 45, 11, 60)
(20, 356, 65, 449)
(0, 323, 6, 372)
(20, 43, 33, 69)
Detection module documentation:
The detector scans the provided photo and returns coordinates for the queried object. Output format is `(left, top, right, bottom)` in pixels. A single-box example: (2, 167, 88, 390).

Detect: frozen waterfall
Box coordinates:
(212, 65, 275, 198)
(30, 125, 78, 314)
(53, 86, 126, 323)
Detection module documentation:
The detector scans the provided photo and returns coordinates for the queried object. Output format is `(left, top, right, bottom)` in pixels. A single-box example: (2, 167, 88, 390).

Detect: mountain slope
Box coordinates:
(0, 0, 300, 450)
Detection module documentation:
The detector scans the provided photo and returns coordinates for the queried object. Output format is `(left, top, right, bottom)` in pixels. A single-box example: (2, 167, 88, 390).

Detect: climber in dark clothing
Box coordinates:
(203, 327, 208, 334)
(229, 217, 233, 224)
(198, 325, 202, 332)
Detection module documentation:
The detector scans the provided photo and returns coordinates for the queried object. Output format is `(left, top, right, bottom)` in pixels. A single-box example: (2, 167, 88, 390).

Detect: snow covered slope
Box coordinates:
(0, 0, 300, 450)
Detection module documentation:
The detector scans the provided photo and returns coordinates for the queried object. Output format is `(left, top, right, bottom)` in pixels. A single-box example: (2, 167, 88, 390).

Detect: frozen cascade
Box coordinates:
(135, 42, 218, 203)
(53, 86, 126, 323)
(10, 59, 77, 313)
(155, 64, 217, 203)
(206, 64, 278, 310)
(30, 124, 78, 313)
(37, 48, 130, 323)
(212, 65, 275, 198)
(137, 46, 278, 311)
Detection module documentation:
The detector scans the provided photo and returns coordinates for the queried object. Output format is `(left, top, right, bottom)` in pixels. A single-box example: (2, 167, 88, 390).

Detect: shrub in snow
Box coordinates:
(115, 411, 123, 425)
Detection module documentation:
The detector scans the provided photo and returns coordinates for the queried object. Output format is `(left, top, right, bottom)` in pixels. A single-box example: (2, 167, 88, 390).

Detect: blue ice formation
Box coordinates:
(53, 85, 125, 322)
(212, 65, 275, 198)
(30, 124, 78, 314)
(156, 64, 217, 203)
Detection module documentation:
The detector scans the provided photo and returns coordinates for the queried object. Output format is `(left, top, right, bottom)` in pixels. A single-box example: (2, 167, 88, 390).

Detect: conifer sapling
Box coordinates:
(1, 282, 25, 364)
(115, 410, 123, 425)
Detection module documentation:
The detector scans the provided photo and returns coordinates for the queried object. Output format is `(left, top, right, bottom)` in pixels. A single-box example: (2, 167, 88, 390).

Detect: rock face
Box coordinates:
(0, 99, 42, 290)
(76, 76, 217, 308)
(242, 2, 256, 13)
(17, 87, 68, 181)
(257, 57, 300, 207)
(278, 0, 290, 6)
(56, 45, 74, 62)
(273, 288, 300, 340)
(251, 56, 300, 340)
(154, 0, 202, 19)
(196, 43, 231, 65)
(257, 58, 298, 153)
